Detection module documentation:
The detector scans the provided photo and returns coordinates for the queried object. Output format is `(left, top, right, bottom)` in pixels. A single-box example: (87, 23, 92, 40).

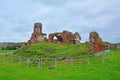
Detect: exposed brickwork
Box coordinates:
(48, 32, 62, 43)
(48, 31, 81, 44)
(28, 23, 108, 53)
(28, 23, 81, 44)
(28, 23, 46, 44)
(89, 31, 105, 53)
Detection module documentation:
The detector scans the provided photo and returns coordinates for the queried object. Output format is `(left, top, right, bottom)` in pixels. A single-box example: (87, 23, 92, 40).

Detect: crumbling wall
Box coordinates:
(48, 32, 62, 43)
(89, 31, 105, 53)
(61, 31, 73, 44)
(48, 30, 81, 44)
(73, 32, 81, 45)
(28, 23, 81, 44)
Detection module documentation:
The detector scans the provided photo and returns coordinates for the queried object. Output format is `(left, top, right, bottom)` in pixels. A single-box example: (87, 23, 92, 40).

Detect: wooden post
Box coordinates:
(70, 58, 73, 67)
(86, 58, 90, 65)
(27, 58, 30, 67)
(19, 56, 22, 64)
(38, 59, 40, 68)
(54, 58, 57, 67)
(39, 58, 42, 68)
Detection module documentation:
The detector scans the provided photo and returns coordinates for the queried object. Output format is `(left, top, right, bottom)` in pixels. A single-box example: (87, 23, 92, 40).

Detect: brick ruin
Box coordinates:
(89, 31, 105, 53)
(49, 31, 81, 44)
(28, 23, 106, 53)
(28, 23, 47, 44)
(28, 23, 81, 45)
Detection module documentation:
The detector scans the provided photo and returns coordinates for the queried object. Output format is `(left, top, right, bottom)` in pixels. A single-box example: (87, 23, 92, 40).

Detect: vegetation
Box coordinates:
(1, 44, 21, 50)
(0, 50, 120, 80)
(0, 50, 15, 53)
(14, 42, 92, 58)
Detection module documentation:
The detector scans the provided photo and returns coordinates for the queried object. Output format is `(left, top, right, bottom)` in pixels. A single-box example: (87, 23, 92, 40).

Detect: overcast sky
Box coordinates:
(0, 0, 120, 43)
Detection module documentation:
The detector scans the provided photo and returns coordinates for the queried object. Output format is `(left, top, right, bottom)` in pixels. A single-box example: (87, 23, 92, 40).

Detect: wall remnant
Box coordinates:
(28, 23, 107, 53)
(28, 23, 81, 45)
(48, 30, 81, 44)
(89, 31, 105, 53)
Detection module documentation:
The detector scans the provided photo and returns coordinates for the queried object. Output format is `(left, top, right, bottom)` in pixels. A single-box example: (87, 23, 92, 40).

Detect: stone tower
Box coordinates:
(28, 23, 46, 44)
(34, 23, 42, 34)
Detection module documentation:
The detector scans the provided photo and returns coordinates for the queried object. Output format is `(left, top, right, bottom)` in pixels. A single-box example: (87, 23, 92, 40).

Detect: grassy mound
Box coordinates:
(14, 42, 92, 58)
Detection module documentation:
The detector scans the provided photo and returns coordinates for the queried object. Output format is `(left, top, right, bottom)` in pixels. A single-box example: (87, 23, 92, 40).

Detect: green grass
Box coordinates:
(14, 42, 91, 58)
(0, 50, 120, 80)
(0, 50, 15, 53)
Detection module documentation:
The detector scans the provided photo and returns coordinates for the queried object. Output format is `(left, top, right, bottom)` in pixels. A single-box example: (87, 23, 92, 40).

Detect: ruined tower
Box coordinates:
(34, 23, 42, 34)
(28, 23, 46, 44)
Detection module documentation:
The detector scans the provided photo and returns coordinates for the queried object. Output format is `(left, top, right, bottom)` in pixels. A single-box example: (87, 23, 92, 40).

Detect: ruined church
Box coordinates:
(28, 23, 81, 45)
(28, 22, 105, 53)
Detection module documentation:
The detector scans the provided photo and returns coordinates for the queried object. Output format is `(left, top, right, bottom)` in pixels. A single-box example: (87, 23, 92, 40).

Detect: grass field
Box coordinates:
(0, 50, 120, 80)
(0, 50, 15, 53)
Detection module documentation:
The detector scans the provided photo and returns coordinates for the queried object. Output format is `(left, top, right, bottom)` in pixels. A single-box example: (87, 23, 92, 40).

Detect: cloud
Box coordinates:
(0, 0, 120, 43)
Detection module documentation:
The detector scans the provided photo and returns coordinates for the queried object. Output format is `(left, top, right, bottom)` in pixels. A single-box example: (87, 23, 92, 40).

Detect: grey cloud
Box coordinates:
(0, 0, 120, 43)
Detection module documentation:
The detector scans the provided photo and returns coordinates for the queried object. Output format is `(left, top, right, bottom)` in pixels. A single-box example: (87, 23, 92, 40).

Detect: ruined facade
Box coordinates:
(48, 31, 81, 44)
(28, 23, 107, 53)
(28, 23, 47, 44)
(28, 23, 81, 44)
(89, 31, 105, 53)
